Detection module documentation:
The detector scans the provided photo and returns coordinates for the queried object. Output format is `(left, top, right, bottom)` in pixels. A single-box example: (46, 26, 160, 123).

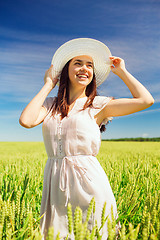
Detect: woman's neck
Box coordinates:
(69, 88, 87, 105)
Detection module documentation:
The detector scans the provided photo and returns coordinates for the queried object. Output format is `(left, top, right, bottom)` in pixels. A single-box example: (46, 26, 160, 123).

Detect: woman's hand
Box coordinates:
(44, 65, 59, 89)
(110, 56, 126, 76)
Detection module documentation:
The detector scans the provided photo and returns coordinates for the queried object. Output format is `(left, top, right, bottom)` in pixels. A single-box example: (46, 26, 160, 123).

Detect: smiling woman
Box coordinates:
(69, 56, 94, 89)
(19, 38, 154, 240)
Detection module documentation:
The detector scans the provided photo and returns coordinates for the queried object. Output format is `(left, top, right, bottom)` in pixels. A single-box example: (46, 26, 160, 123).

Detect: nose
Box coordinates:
(80, 64, 88, 72)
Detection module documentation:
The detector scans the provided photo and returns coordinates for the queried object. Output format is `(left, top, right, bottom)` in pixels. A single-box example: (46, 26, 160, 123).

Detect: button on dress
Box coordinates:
(40, 96, 118, 239)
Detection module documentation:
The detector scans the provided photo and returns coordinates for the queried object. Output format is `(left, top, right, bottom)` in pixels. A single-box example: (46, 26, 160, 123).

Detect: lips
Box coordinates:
(77, 74, 88, 79)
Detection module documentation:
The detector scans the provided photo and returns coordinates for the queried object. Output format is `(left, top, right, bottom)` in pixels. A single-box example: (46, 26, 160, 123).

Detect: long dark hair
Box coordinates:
(51, 60, 106, 132)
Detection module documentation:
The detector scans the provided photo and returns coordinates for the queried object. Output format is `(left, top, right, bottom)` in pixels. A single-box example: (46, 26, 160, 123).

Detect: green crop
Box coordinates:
(0, 141, 159, 239)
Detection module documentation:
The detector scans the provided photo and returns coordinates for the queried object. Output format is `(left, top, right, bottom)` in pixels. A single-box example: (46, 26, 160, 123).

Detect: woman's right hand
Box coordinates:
(44, 65, 59, 89)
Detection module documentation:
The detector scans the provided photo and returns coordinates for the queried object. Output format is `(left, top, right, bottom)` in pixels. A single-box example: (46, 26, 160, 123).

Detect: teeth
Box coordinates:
(78, 75, 87, 78)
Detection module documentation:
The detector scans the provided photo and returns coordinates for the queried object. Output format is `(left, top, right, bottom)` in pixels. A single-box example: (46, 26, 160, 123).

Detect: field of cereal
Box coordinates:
(0, 141, 160, 239)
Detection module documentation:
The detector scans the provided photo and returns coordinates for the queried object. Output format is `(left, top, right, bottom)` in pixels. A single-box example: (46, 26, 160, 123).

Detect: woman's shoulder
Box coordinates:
(43, 97, 57, 111)
(92, 96, 113, 108)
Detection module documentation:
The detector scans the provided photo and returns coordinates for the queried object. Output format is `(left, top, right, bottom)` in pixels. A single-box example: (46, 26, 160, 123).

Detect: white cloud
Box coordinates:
(0, 110, 21, 119)
(0, 26, 159, 104)
(142, 133, 149, 138)
(117, 107, 160, 119)
(0, 26, 70, 46)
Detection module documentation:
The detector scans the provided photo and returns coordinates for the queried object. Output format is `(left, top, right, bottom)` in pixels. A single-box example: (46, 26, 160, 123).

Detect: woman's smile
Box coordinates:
(76, 73, 89, 80)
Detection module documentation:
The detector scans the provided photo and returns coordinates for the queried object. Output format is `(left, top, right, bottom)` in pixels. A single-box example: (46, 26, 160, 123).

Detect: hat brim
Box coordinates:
(51, 38, 112, 87)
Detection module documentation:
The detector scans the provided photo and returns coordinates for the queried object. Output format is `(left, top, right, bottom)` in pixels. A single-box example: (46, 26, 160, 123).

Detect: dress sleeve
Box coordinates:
(42, 97, 56, 113)
(91, 96, 114, 126)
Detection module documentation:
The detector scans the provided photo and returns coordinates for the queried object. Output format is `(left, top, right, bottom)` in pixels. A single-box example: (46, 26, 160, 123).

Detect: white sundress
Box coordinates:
(40, 96, 118, 239)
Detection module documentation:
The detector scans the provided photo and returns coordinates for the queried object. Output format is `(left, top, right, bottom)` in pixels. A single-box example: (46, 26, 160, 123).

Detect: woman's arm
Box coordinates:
(19, 65, 58, 128)
(102, 56, 154, 119)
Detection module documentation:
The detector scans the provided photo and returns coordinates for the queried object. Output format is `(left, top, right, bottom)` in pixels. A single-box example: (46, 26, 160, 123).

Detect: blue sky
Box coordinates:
(0, 0, 160, 141)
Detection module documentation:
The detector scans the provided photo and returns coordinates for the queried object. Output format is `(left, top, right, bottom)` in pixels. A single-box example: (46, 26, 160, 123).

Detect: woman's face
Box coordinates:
(68, 55, 94, 89)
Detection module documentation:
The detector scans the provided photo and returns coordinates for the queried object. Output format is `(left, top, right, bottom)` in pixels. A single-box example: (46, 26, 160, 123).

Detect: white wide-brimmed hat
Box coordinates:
(51, 38, 112, 87)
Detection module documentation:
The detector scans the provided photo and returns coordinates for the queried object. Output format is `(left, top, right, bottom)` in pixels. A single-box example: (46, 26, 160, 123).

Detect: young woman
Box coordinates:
(19, 38, 154, 239)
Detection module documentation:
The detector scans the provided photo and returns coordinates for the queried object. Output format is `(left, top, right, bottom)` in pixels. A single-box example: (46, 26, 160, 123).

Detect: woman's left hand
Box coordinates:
(109, 56, 126, 75)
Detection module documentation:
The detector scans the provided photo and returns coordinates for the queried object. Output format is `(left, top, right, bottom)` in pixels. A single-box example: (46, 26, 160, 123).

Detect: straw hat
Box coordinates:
(51, 38, 112, 87)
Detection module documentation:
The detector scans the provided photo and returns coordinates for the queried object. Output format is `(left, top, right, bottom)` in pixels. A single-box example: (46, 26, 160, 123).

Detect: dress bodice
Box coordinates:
(42, 96, 113, 159)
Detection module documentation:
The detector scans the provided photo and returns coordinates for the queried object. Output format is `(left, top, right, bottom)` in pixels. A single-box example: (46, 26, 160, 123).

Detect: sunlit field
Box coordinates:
(0, 142, 160, 239)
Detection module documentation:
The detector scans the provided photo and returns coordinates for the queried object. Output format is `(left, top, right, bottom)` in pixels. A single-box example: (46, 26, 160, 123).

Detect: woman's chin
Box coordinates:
(77, 78, 91, 86)
(69, 78, 92, 90)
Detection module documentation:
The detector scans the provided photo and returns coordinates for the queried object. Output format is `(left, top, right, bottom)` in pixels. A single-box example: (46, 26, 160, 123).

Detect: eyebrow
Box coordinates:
(73, 59, 93, 65)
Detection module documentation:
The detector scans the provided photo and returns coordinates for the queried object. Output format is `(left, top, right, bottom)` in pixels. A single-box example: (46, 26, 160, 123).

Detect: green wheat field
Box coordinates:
(0, 141, 160, 239)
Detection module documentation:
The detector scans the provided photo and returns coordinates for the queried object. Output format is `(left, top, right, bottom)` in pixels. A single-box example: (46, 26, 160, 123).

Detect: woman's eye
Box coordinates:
(87, 64, 93, 69)
(88, 65, 93, 68)
(75, 62, 81, 66)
